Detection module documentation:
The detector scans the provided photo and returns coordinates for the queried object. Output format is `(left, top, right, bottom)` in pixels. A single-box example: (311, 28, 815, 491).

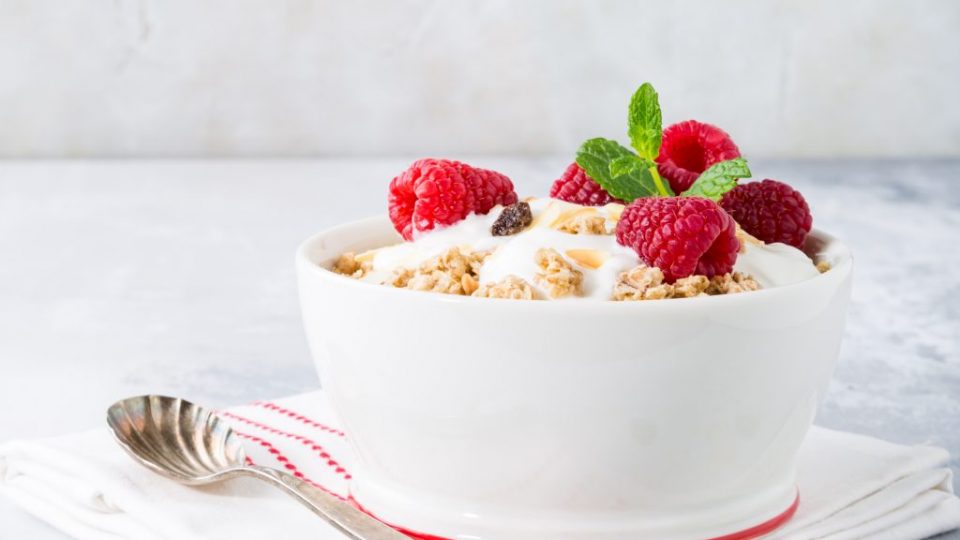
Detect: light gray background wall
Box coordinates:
(1, 0, 957, 158)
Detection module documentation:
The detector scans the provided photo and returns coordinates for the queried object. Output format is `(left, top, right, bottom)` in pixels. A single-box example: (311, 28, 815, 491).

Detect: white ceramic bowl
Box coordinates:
(297, 216, 853, 540)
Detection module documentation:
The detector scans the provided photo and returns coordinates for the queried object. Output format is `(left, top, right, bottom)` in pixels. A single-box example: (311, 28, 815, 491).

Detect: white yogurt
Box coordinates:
(479, 225, 639, 299)
(363, 198, 820, 298)
(733, 241, 820, 288)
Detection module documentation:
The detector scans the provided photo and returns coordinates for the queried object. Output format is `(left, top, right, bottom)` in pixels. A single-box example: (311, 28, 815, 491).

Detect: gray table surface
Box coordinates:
(1, 158, 957, 539)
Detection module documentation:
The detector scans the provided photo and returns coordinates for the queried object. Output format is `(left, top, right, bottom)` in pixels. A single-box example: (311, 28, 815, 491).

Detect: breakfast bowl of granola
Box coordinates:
(296, 84, 853, 539)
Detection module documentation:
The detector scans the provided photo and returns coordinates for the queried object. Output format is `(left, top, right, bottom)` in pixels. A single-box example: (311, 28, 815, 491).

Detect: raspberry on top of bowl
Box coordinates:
(332, 83, 827, 301)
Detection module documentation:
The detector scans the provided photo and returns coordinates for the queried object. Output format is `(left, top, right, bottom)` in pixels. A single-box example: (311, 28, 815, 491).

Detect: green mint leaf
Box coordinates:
(608, 155, 676, 197)
(608, 155, 674, 196)
(608, 154, 648, 177)
(627, 83, 662, 161)
(575, 138, 663, 202)
(681, 158, 752, 201)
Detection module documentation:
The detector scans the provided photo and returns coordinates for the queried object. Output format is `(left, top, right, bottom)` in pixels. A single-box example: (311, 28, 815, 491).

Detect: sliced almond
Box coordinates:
(461, 273, 479, 295)
(551, 207, 600, 230)
(530, 201, 564, 228)
(565, 248, 610, 270)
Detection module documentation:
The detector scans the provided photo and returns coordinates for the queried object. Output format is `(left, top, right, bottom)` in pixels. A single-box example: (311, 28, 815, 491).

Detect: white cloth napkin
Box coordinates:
(1, 392, 958, 540)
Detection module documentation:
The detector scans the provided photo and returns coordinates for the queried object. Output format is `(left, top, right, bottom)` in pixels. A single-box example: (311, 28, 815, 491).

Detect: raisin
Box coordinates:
(491, 202, 533, 236)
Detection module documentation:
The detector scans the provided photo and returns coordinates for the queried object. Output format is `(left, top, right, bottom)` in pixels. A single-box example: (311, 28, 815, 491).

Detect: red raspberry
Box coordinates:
(388, 159, 474, 240)
(456, 163, 518, 214)
(388, 159, 517, 241)
(720, 179, 813, 248)
(616, 197, 739, 282)
(656, 120, 741, 194)
(549, 163, 621, 206)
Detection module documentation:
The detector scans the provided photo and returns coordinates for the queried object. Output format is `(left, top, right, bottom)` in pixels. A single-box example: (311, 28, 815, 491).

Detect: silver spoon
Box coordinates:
(107, 395, 408, 539)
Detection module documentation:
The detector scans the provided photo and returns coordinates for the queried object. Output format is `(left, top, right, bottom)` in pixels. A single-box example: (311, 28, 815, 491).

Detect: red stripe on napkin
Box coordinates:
(221, 411, 352, 480)
(252, 401, 346, 437)
(236, 431, 346, 501)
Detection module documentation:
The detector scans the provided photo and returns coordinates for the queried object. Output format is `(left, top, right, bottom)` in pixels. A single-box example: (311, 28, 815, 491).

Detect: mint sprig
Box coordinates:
(627, 83, 662, 161)
(572, 81, 753, 204)
(574, 82, 673, 202)
(681, 158, 751, 200)
(576, 139, 672, 201)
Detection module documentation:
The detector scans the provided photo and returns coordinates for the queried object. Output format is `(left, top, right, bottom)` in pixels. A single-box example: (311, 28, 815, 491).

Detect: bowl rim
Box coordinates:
(297, 215, 853, 311)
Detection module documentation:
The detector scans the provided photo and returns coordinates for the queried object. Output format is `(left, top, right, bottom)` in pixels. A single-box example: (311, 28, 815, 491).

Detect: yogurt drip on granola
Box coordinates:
(359, 198, 819, 299)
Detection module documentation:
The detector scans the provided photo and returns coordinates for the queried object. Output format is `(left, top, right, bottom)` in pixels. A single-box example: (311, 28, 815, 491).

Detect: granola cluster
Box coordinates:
(612, 265, 673, 300)
(612, 265, 760, 301)
(533, 248, 584, 298)
(556, 213, 608, 235)
(706, 272, 762, 295)
(385, 247, 488, 295)
(332, 252, 371, 279)
(473, 275, 536, 300)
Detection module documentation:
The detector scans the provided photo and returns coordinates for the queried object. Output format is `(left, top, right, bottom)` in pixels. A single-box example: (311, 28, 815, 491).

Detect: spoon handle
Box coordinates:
(243, 465, 410, 539)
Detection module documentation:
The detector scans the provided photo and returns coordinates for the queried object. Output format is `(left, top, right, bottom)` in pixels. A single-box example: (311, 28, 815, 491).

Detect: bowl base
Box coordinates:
(351, 491, 800, 540)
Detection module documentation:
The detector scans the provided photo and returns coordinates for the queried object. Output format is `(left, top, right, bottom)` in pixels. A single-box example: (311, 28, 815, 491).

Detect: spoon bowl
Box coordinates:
(107, 395, 408, 539)
(108, 395, 245, 485)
